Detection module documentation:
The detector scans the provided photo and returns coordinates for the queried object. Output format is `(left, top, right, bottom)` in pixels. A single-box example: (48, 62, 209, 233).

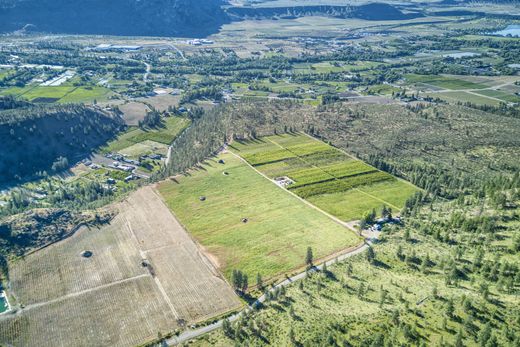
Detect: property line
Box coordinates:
(267, 134, 401, 210)
(123, 215, 181, 320)
(166, 235, 375, 346)
(3, 274, 150, 317)
(303, 132, 418, 210)
(227, 150, 358, 234)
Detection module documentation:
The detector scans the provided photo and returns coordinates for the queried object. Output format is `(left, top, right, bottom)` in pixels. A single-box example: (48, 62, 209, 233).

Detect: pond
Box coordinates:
(492, 25, 520, 37)
(0, 292, 10, 314)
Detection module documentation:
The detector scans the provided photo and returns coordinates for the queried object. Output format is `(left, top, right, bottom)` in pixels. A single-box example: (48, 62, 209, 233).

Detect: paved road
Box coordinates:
(144, 62, 151, 82)
(168, 43, 186, 60)
(166, 236, 375, 346)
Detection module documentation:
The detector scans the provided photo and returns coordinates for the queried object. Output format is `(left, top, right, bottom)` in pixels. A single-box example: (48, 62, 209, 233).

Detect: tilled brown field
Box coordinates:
(0, 187, 240, 347)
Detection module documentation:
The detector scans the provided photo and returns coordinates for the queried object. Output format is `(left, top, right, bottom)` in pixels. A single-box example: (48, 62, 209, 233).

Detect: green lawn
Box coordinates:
(157, 152, 361, 281)
(231, 133, 420, 221)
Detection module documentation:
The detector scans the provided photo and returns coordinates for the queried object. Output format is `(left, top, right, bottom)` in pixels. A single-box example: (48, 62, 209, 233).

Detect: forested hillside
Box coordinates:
(0, 0, 228, 37)
(164, 100, 520, 199)
(0, 102, 124, 184)
(227, 3, 422, 21)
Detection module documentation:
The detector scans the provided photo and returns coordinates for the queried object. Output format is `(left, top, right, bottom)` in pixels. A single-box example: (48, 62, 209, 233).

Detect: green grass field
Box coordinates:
(157, 152, 361, 281)
(58, 86, 112, 103)
(230, 133, 419, 221)
(102, 116, 190, 154)
(427, 91, 502, 106)
(405, 74, 488, 90)
(0, 85, 111, 103)
(473, 89, 520, 103)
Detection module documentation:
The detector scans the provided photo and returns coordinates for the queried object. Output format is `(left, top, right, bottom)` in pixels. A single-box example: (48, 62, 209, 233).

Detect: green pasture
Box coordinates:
(157, 152, 361, 281)
(473, 89, 520, 103)
(102, 116, 190, 154)
(405, 74, 488, 90)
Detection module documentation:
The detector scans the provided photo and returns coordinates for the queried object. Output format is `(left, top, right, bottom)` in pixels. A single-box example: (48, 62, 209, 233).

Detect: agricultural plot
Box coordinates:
(473, 89, 520, 103)
(405, 74, 488, 90)
(58, 86, 112, 103)
(118, 140, 169, 158)
(0, 86, 110, 103)
(426, 91, 501, 106)
(0, 187, 240, 347)
(230, 133, 419, 221)
(118, 101, 151, 125)
(101, 116, 189, 155)
(157, 152, 361, 281)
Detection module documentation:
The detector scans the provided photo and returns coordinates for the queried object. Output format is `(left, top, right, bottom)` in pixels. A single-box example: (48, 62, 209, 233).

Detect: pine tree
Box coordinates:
(455, 330, 464, 347)
(242, 274, 248, 293)
(305, 246, 313, 267)
(288, 327, 296, 346)
(478, 322, 492, 347)
(367, 246, 376, 265)
(346, 263, 353, 277)
(222, 318, 233, 338)
(256, 273, 263, 290)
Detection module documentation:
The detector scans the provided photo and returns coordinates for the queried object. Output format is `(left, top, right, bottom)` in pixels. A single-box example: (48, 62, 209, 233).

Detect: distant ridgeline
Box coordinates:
(0, 0, 229, 37)
(0, 99, 124, 184)
(0, 0, 426, 37)
(226, 3, 423, 21)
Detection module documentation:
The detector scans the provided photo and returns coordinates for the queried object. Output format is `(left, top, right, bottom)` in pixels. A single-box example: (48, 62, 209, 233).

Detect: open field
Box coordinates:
(405, 74, 488, 90)
(157, 152, 361, 281)
(118, 101, 151, 125)
(118, 140, 169, 158)
(58, 86, 112, 103)
(0, 86, 111, 103)
(137, 94, 181, 112)
(426, 91, 502, 106)
(102, 116, 190, 154)
(230, 133, 419, 221)
(473, 89, 520, 103)
(0, 187, 240, 347)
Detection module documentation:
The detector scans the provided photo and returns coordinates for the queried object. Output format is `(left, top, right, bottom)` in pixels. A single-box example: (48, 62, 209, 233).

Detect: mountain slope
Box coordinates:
(0, 0, 229, 37)
(0, 102, 124, 184)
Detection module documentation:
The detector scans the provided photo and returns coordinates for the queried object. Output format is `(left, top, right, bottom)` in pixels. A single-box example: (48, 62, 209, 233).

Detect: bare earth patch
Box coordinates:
(119, 101, 151, 126)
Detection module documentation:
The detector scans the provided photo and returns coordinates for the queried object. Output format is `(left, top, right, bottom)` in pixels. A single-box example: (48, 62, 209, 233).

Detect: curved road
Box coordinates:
(166, 235, 376, 346)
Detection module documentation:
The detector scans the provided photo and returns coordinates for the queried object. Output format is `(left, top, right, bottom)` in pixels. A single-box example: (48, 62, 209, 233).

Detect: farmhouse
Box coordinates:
(274, 176, 294, 188)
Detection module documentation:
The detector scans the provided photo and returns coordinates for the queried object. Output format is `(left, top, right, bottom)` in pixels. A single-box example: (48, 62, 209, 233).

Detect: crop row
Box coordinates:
(322, 161, 376, 179)
(243, 148, 297, 166)
(284, 141, 334, 157)
(290, 171, 394, 198)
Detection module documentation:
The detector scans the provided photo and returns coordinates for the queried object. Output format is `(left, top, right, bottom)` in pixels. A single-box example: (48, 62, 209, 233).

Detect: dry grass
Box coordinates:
(0, 187, 240, 347)
(119, 101, 151, 126)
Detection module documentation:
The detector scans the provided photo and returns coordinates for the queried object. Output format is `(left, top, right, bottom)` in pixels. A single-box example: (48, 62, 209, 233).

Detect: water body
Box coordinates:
(493, 25, 520, 37)
(0, 293, 9, 314)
